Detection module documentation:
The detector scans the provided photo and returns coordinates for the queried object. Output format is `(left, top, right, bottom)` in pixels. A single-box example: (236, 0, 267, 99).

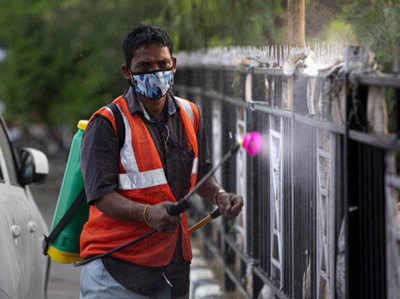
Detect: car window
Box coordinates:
(0, 122, 18, 185)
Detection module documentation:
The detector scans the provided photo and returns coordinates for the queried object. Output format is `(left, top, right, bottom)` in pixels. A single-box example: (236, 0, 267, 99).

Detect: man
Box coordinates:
(79, 25, 243, 299)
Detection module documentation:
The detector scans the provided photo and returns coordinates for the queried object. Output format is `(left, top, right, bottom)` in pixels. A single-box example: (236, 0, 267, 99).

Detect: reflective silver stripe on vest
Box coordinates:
(175, 97, 194, 126)
(116, 105, 168, 190)
(175, 97, 198, 176)
(116, 105, 138, 172)
(175, 98, 198, 176)
(118, 169, 167, 190)
(104, 106, 113, 115)
(192, 157, 198, 174)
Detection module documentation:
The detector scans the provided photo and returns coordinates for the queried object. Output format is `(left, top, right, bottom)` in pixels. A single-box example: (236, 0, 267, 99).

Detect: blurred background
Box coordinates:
(0, 1, 399, 298)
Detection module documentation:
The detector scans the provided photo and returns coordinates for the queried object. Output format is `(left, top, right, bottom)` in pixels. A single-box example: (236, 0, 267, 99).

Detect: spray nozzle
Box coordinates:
(240, 131, 262, 156)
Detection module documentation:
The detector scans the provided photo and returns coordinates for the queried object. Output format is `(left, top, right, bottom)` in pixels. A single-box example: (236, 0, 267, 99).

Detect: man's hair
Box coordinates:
(123, 25, 173, 67)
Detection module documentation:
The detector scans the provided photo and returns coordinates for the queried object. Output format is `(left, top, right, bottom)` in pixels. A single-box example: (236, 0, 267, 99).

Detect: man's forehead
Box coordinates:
(132, 44, 171, 60)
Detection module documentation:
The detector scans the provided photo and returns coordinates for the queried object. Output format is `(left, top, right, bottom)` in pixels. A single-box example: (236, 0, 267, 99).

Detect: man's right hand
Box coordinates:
(145, 202, 180, 233)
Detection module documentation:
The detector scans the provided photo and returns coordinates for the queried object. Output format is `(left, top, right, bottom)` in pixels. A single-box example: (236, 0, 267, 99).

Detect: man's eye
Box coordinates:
(159, 61, 170, 69)
(142, 63, 152, 69)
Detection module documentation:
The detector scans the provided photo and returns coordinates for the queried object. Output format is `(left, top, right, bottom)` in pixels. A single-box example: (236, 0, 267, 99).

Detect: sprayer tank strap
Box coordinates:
(42, 190, 86, 255)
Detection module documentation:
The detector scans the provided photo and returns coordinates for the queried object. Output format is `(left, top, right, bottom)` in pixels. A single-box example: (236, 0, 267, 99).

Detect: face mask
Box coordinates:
(130, 68, 174, 99)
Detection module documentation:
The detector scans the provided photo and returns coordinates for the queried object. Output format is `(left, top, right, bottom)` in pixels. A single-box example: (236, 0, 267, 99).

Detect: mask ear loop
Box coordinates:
(128, 68, 135, 88)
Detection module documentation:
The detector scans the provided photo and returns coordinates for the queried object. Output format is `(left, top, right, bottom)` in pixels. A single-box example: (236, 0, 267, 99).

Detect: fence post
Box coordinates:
(200, 66, 214, 261)
(345, 45, 389, 299)
(219, 67, 237, 293)
(289, 70, 295, 299)
(342, 45, 354, 299)
(385, 86, 400, 299)
(250, 70, 271, 298)
(342, 44, 368, 299)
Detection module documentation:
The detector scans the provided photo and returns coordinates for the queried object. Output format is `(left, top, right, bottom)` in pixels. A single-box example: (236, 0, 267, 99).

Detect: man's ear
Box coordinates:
(172, 56, 177, 75)
(121, 64, 131, 80)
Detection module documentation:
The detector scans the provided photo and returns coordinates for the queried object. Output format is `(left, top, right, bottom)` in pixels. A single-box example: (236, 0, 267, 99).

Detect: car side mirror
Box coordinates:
(19, 147, 49, 185)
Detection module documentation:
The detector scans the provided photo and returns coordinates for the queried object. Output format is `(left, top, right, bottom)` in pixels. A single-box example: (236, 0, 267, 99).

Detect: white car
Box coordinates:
(0, 116, 49, 299)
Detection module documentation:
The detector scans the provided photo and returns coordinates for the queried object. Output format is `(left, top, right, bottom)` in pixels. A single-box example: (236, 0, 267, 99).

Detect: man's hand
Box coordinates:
(145, 202, 180, 233)
(215, 192, 243, 218)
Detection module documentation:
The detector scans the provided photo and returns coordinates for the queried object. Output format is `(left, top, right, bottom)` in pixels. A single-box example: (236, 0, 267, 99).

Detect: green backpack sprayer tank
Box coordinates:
(43, 103, 124, 264)
(44, 120, 89, 263)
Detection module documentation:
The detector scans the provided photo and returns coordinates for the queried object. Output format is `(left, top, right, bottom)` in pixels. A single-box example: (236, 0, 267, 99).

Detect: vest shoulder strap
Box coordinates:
(91, 100, 126, 150)
(107, 102, 125, 150)
(174, 96, 199, 133)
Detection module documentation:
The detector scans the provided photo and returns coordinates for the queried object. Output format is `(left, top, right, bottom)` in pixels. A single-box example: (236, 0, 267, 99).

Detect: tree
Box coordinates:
(287, 0, 305, 47)
(0, 0, 140, 127)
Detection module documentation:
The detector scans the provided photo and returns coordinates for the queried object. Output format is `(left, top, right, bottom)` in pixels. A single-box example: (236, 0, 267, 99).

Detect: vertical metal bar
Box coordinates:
(393, 42, 399, 74)
(266, 112, 271, 275)
(372, 146, 378, 299)
(312, 127, 317, 299)
(202, 67, 213, 260)
(364, 144, 369, 299)
(222, 67, 237, 293)
(290, 76, 295, 298)
(378, 147, 386, 298)
(359, 143, 363, 299)
(397, 89, 400, 136)
(343, 46, 350, 299)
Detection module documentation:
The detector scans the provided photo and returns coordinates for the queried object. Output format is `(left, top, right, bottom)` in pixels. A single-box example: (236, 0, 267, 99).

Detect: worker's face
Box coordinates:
(122, 43, 176, 99)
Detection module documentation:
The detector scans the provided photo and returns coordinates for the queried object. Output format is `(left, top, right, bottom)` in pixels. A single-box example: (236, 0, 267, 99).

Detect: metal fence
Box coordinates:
(174, 45, 400, 299)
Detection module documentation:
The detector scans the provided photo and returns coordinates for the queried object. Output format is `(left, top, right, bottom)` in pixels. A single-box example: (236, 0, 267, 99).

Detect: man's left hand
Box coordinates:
(216, 192, 243, 218)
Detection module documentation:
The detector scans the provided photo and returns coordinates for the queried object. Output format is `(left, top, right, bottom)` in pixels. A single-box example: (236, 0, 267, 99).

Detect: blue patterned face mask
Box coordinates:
(130, 68, 174, 99)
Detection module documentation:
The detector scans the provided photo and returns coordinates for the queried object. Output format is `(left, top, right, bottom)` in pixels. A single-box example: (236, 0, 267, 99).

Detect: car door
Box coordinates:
(0, 120, 47, 299)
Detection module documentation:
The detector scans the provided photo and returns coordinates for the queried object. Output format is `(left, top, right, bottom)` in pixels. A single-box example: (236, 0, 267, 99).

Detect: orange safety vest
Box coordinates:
(80, 95, 199, 266)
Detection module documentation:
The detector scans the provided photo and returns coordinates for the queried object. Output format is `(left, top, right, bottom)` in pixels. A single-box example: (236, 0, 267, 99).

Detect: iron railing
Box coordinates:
(175, 45, 400, 299)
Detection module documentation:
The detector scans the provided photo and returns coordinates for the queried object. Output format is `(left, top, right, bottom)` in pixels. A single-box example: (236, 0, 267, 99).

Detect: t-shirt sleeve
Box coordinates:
(80, 115, 120, 204)
(196, 105, 212, 181)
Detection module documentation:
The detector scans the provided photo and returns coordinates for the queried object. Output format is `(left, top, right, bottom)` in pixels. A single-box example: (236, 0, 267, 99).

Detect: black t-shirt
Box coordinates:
(80, 88, 212, 296)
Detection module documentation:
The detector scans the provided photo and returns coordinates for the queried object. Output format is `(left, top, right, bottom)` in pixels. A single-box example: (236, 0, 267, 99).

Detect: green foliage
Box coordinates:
(0, 0, 283, 128)
(1, 0, 397, 129)
(0, 0, 131, 127)
(315, 19, 357, 44)
(342, 0, 400, 72)
(156, 0, 284, 50)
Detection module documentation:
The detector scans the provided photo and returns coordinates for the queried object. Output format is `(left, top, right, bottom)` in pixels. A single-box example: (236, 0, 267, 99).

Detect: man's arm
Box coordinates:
(196, 175, 243, 218)
(95, 192, 180, 233)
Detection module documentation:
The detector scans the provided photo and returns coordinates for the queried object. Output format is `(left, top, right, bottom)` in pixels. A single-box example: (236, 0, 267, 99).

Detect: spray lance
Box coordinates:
(75, 131, 262, 267)
(187, 131, 262, 233)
